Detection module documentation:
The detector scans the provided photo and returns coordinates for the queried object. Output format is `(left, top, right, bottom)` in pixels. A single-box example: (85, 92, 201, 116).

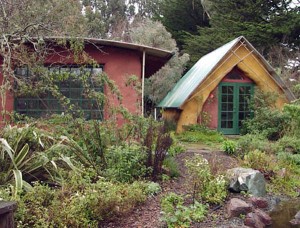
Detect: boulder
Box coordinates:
(244, 212, 264, 228)
(244, 209, 272, 228)
(250, 197, 268, 209)
(227, 168, 266, 197)
(227, 198, 252, 218)
(290, 210, 300, 225)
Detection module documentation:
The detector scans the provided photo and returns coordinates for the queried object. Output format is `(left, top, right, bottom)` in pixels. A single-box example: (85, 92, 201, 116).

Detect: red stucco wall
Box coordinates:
(1, 44, 146, 125)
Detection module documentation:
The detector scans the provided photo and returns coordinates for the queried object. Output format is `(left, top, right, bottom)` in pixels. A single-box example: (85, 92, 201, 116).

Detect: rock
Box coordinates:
(290, 219, 300, 225)
(227, 198, 252, 218)
(250, 197, 268, 209)
(254, 209, 272, 226)
(227, 168, 266, 197)
(290, 211, 300, 225)
(244, 209, 272, 228)
(295, 211, 300, 220)
(244, 212, 264, 228)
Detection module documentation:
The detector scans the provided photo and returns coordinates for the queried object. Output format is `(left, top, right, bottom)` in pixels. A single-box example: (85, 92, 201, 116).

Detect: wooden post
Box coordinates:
(0, 201, 17, 228)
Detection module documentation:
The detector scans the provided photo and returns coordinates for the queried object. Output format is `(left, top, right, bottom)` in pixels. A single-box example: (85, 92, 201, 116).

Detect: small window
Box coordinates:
(14, 65, 104, 120)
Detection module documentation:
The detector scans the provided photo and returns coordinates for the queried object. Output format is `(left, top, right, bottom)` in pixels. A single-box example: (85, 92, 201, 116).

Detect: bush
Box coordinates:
(237, 134, 274, 155)
(105, 144, 149, 182)
(241, 90, 290, 140)
(160, 193, 207, 228)
(276, 136, 300, 154)
(185, 155, 227, 204)
(1, 173, 150, 227)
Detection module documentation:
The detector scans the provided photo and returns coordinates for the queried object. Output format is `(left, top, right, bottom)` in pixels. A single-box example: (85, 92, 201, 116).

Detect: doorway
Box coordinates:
(218, 82, 254, 134)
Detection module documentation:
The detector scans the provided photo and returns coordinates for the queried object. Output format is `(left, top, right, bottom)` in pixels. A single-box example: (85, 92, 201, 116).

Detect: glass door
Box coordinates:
(218, 83, 253, 134)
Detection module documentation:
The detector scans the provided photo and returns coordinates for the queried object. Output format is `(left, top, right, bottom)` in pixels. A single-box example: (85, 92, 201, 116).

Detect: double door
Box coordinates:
(218, 83, 254, 134)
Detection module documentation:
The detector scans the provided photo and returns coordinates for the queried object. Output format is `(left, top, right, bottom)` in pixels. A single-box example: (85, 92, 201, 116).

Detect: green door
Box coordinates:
(218, 82, 254, 134)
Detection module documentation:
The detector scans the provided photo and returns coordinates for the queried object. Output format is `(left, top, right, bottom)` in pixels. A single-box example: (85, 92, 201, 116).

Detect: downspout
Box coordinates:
(142, 50, 146, 116)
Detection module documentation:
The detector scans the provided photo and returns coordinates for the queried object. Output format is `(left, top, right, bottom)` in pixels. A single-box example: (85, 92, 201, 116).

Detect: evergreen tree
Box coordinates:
(157, 0, 210, 46)
(183, 0, 300, 65)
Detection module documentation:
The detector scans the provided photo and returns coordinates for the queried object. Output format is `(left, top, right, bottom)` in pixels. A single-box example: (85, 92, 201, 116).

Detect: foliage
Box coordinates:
(143, 122, 173, 181)
(237, 134, 274, 155)
(129, 18, 189, 109)
(185, 155, 227, 204)
(160, 193, 207, 228)
(177, 125, 224, 144)
(222, 140, 237, 155)
(157, 0, 209, 47)
(241, 90, 290, 140)
(276, 136, 300, 154)
(163, 156, 180, 178)
(105, 144, 149, 183)
(240, 148, 300, 197)
(0, 173, 150, 227)
(182, 0, 300, 66)
(0, 125, 77, 196)
(283, 104, 300, 136)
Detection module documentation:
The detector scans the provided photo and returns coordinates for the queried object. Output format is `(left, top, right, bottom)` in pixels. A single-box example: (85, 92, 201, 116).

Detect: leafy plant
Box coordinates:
(163, 156, 180, 178)
(161, 193, 207, 228)
(0, 125, 77, 196)
(222, 140, 237, 155)
(185, 155, 227, 204)
(105, 144, 149, 182)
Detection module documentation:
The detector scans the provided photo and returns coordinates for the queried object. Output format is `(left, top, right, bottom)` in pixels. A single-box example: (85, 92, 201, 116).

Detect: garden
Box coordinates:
(0, 90, 300, 227)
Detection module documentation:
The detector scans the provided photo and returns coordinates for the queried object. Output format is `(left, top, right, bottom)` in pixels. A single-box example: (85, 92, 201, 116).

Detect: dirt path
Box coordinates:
(99, 147, 242, 228)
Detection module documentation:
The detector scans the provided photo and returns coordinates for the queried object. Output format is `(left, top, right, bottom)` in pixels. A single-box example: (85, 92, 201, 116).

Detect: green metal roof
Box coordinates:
(158, 36, 295, 108)
(158, 37, 241, 108)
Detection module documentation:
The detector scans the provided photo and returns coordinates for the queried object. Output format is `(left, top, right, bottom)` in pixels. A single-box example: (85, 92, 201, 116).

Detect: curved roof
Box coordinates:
(158, 36, 295, 108)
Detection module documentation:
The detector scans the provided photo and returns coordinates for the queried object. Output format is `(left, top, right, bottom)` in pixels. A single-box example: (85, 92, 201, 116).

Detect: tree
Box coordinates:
(129, 19, 189, 113)
(157, 0, 210, 46)
(183, 0, 300, 65)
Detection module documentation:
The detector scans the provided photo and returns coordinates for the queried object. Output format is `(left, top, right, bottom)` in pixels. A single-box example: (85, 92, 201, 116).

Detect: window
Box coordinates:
(14, 65, 104, 120)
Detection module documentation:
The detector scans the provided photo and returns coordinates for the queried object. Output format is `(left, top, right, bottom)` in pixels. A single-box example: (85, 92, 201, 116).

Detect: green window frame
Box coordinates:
(14, 65, 104, 120)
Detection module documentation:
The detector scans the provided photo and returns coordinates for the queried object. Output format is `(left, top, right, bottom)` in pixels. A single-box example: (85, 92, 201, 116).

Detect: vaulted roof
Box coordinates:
(158, 36, 295, 108)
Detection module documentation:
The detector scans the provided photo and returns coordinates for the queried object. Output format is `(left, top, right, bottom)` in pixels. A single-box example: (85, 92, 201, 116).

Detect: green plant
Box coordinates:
(241, 90, 290, 140)
(160, 193, 207, 228)
(237, 134, 274, 155)
(144, 182, 161, 196)
(0, 125, 77, 196)
(222, 140, 237, 155)
(177, 125, 224, 144)
(276, 136, 300, 154)
(185, 155, 227, 204)
(105, 144, 149, 182)
(163, 156, 180, 178)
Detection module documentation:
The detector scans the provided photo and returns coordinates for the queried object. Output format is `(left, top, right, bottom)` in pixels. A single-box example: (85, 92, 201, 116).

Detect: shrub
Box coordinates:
(105, 144, 149, 182)
(276, 136, 300, 154)
(222, 140, 237, 155)
(160, 193, 207, 228)
(163, 156, 180, 178)
(2, 173, 149, 227)
(241, 90, 290, 140)
(237, 134, 274, 155)
(185, 155, 227, 204)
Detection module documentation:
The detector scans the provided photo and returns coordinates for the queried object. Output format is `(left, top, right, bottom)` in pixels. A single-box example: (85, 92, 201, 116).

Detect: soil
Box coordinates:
(99, 145, 250, 228)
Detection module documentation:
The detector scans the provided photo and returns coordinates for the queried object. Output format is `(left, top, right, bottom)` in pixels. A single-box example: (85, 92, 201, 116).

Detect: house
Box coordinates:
(0, 37, 173, 123)
(158, 36, 295, 134)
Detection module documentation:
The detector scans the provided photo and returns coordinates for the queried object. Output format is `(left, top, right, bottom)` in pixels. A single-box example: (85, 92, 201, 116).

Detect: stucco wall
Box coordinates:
(1, 44, 144, 124)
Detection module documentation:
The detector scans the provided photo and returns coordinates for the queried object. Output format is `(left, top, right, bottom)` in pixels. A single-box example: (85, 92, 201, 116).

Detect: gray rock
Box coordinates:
(227, 198, 252, 218)
(290, 211, 300, 225)
(295, 211, 300, 220)
(227, 168, 266, 197)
